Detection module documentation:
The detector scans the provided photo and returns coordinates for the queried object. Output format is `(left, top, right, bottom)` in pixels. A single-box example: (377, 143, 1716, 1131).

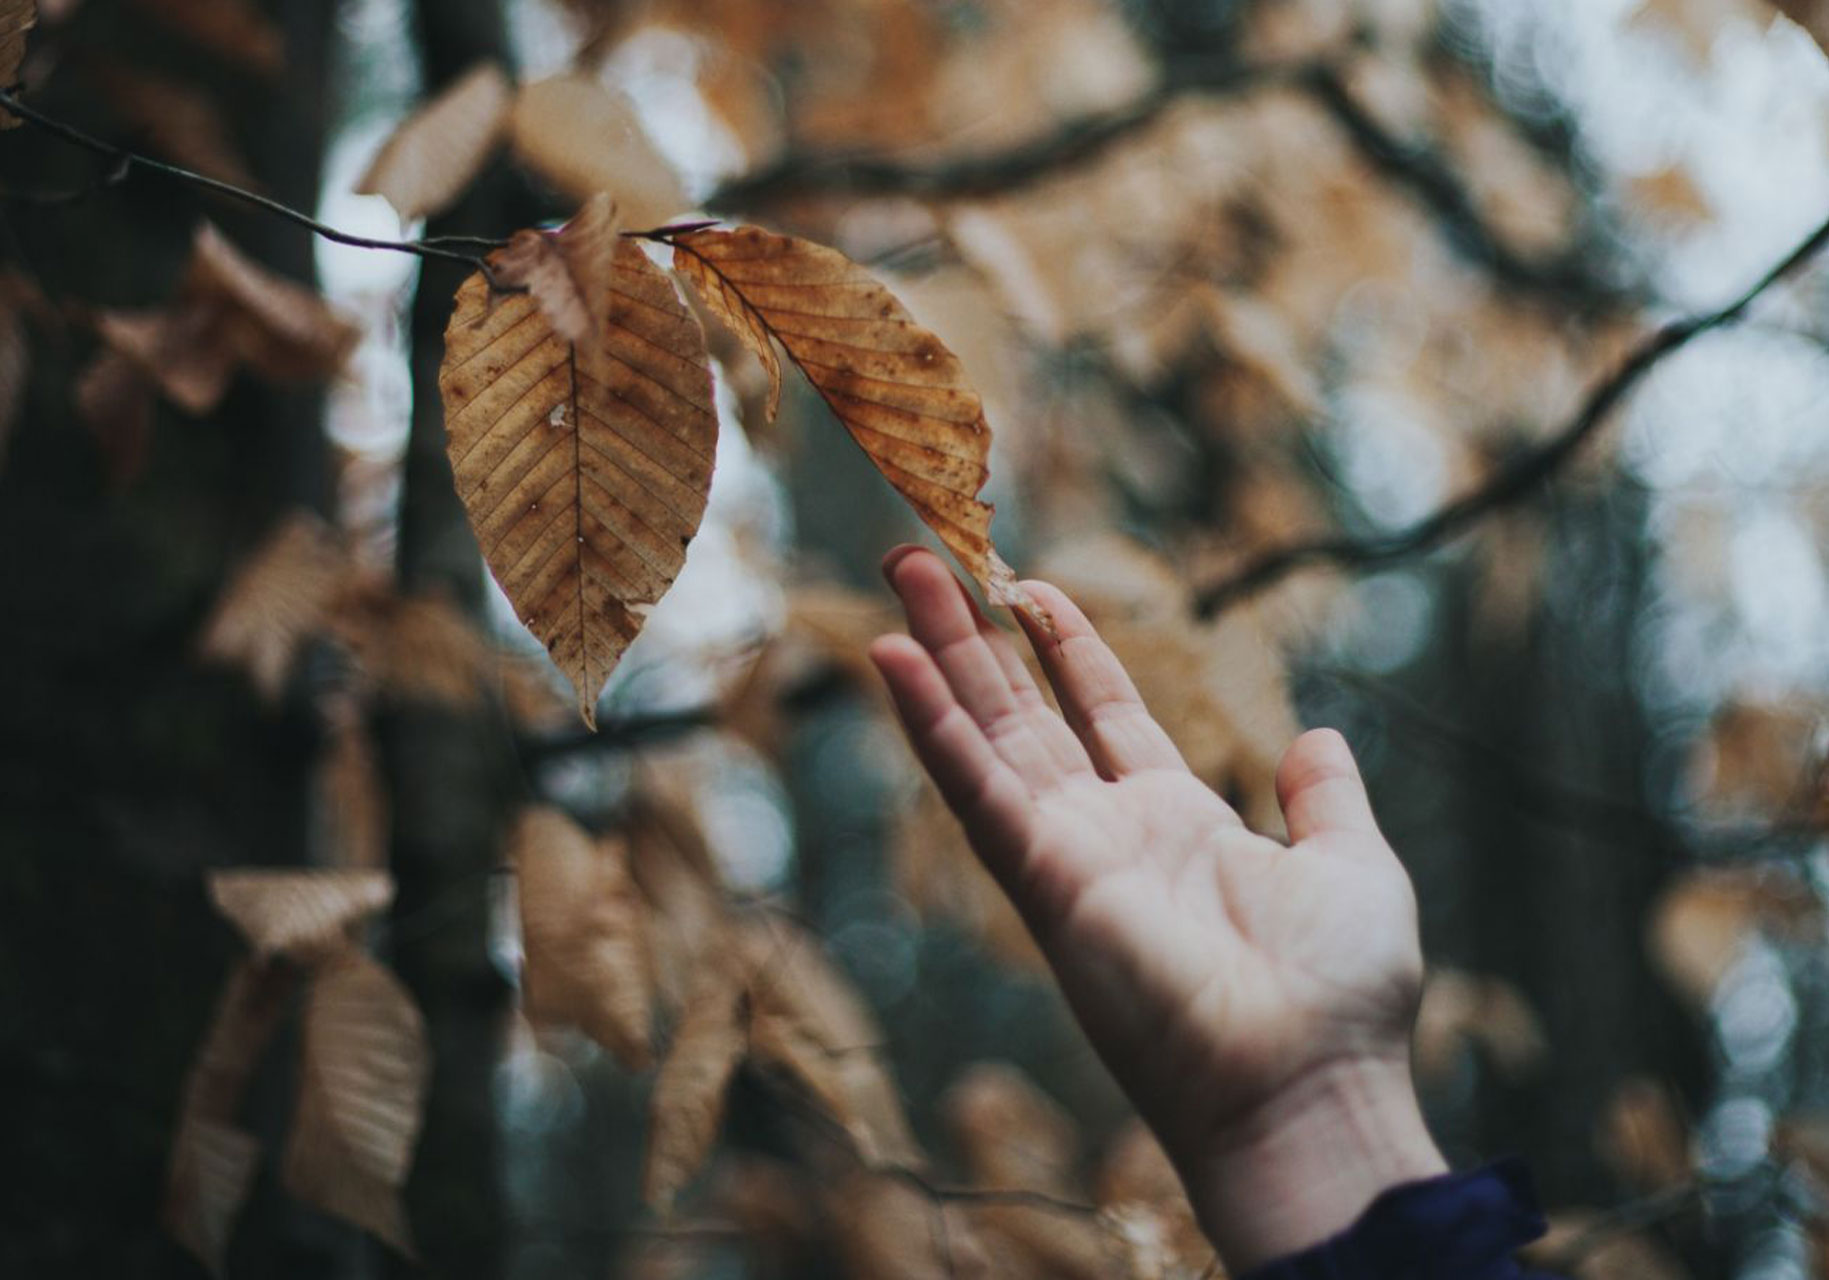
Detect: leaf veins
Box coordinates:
(668, 225, 1047, 629)
(440, 196, 717, 727)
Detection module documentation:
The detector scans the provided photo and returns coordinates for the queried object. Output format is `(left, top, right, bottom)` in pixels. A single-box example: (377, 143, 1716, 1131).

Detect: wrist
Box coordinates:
(1178, 1054, 1447, 1270)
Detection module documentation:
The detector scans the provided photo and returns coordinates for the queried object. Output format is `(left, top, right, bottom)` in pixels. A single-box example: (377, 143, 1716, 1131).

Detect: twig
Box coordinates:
(516, 665, 851, 766)
(0, 87, 510, 284)
(1297, 64, 1621, 310)
(1191, 210, 1829, 618)
(707, 59, 1335, 208)
(705, 55, 1617, 309)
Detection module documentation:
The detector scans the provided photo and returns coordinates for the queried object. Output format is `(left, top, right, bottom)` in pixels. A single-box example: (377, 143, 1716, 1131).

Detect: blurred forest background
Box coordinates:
(8, 0, 1829, 1277)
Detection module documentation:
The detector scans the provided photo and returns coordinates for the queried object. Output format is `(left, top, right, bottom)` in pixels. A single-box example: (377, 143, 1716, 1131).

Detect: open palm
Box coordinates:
(869, 549, 1432, 1207)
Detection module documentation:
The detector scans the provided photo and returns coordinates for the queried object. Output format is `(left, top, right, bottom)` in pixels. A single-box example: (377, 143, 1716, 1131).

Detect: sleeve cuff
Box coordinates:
(1236, 1158, 1553, 1279)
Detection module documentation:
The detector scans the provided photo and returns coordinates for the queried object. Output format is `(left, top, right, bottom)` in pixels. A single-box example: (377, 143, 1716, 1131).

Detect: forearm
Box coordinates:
(1178, 1054, 1448, 1270)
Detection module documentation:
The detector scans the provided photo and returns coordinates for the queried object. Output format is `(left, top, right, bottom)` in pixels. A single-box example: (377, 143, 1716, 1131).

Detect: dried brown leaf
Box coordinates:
(706, 1155, 819, 1261)
(163, 959, 296, 1274)
(642, 970, 748, 1213)
(1648, 868, 1822, 1007)
(508, 75, 687, 228)
(0, 0, 35, 126)
(88, 225, 359, 419)
(333, 585, 491, 709)
(440, 206, 717, 728)
(91, 303, 235, 416)
(1599, 1078, 1692, 1192)
(1523, 1212, 1691, 1280)
(207, 868, 393, 963)
(626, 786, 729, 1013)
(669, 226, 1045, 627)
(282, 950, 427, 1256)
(126, 0, 283, 76)
(512, 807, 655, 1068)
(1095, 1124, 1215, 1280)
(179, 959, 297, 1123)
(941, 1062, 1077, 1193)
(942, 1065, 1112, 1280)
(738, 916, 920, 1165)
(74, 346, 154, 485)
(1412, 969, 1547, 1083)
(356, 62, 512, 223)
(164, 1118, 260, 1277)
(493, 192, 621, 345)
(187, 223, 360, 382)
(826, 1171, 993, 1280)
(197, 511, 348, 702)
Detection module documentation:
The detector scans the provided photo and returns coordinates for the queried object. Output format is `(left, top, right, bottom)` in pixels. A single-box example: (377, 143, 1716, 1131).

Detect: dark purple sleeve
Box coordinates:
(1236, 1159, 1565, 1280)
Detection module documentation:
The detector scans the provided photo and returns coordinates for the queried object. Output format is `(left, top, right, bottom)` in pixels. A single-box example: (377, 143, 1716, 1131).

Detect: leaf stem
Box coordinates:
(0, 86, 510, 284)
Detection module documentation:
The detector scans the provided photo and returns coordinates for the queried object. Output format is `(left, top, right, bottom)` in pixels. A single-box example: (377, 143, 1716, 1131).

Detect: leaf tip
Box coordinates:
(984, 555, 1057, 639)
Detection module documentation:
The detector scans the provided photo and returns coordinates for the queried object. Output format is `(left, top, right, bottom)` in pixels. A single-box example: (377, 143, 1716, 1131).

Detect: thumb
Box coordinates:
(1276, 728, 1380, 843)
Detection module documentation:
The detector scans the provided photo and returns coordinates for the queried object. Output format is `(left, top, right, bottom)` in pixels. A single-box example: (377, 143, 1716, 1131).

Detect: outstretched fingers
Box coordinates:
(1014, 581, 1193, 782)
(868, 632, 1034, 874)
(883, 548, 1093, 791)
(1275, 728, 1381, 845)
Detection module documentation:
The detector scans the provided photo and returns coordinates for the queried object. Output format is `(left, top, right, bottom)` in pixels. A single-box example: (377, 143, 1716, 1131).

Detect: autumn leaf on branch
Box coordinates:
(0, 1, 36, 125)
(206, 868, 394, 963)
(82, 223, 360, 448)
(164, 1119, 261, 1278)
(440, 195, 717, 728)
(163, 960, 296, 1275)
(666, 225, 1048, 628)
(356, 61, 513, 224)
(508, 75, 687, 229)
(642, 968, 748, 1213)
(196, 511, 348, 703)
(511, 805, 655, 1068)
(282, 950, 428, 1257)
(737, 915, 920, 1167)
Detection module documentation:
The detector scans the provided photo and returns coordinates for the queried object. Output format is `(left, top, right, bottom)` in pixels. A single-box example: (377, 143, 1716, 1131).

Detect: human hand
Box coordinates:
(869, 548, 1445, 1268)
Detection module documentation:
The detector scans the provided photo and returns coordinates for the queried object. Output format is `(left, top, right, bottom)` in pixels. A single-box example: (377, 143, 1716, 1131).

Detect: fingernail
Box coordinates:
(880, 544, 920, 583)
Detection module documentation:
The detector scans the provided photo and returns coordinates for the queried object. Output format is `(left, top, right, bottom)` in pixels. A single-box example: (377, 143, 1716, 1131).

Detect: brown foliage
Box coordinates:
(642, 969, 748, 1212)
(0, 1, 34, 121)
(669, 225, 1045, 627)
(356, 62, 512, 223)
(441, 198, 717, 727)
(282, 950, 428, 1256)
(196, 512, 348, 702)
(738, 915, 920, 1166)
(512, 806, 655, 1068)
(163, 961, 296, 1275)
(206, 868, 393, 963)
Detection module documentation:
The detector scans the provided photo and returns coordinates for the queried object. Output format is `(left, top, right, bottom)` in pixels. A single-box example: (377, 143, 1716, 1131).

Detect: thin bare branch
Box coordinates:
(698, 59, 1289, 208)
(0, 88, 510, 282)
(1191, 210, 1829, 618)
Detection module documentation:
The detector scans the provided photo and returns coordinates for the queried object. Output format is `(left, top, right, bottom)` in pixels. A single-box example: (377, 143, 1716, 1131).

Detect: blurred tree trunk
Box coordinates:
(377, 4, 527, 1277)
(1464, 486, 1714, 1266)
(0, 2, 341, 1276)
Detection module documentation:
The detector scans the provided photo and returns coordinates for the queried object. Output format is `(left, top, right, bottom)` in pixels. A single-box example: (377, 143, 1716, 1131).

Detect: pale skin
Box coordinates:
(869, 546, 1447, 1270)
